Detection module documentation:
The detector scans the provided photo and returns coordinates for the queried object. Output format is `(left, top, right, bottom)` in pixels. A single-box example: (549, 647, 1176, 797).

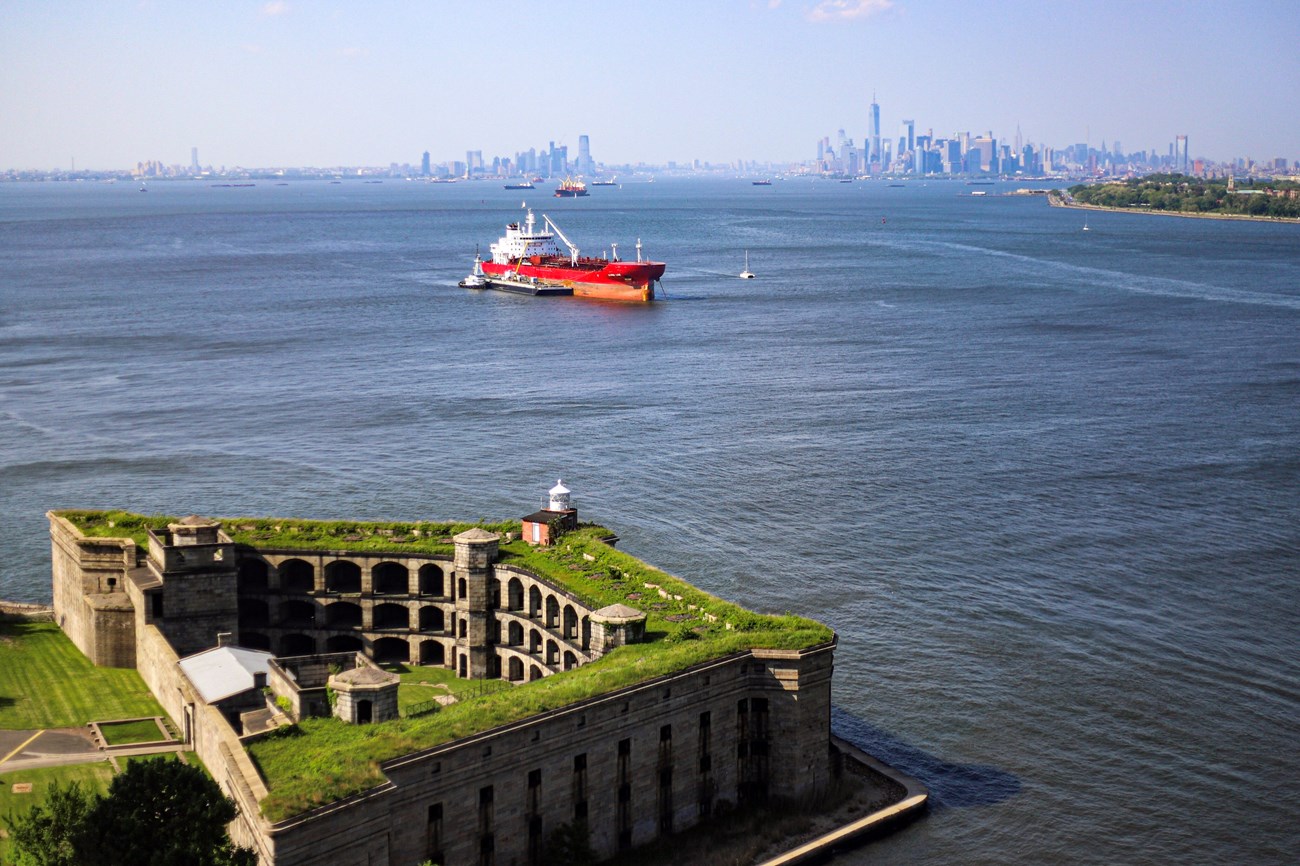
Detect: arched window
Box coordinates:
(373, 562, 409, 595)
(420, 640, 446, 666)
(278, 599, 315, 627)
(374, 637, 410, 663)
(373, 603, 410, 630)
(324, 601, 362, 628)
(325, 560, 361, 593)
(419, 606, 445, 632)
(280, 634, 315, 656)
(326, 634, 363, 653)
(279, 559, 315, 593)
(237, 558, 269, 592)
(418, 564, 444, 596)
(508, 578, 524, 611)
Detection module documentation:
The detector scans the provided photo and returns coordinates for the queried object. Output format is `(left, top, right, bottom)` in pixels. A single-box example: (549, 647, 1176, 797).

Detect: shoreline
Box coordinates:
(1047, 193, 1300, 224)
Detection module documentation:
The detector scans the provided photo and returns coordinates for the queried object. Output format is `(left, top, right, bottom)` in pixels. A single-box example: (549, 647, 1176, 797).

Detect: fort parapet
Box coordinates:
(47, 499, 843, 866)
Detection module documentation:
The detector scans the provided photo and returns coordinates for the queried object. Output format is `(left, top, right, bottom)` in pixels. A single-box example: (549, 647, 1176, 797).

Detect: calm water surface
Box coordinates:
(1, 178, 1297, 863)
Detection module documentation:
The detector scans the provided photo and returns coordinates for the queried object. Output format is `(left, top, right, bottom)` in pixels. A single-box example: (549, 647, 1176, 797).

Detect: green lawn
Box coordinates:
(98, 718, 166, 746)
(117, 752, 180, 770)
(0, 761, 114, 863)
(0, 620, 165, 729)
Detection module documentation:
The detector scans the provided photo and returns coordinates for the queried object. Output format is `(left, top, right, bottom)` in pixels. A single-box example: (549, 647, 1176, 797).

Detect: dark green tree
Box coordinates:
(3, 780, 96, 866)
(76, 758, 256, 866)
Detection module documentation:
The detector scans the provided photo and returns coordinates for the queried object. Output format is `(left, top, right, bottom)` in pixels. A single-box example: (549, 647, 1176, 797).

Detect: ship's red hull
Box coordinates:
(481, 257, 666, 302)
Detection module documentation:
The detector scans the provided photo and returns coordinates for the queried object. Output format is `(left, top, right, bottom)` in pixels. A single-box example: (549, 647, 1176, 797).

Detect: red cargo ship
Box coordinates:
(475, 209, 666, 302)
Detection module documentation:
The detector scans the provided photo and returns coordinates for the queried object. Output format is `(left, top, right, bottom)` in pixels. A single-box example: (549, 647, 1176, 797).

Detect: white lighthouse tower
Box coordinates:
(548, 479, 572, 512)
(521, 479, 579, 547)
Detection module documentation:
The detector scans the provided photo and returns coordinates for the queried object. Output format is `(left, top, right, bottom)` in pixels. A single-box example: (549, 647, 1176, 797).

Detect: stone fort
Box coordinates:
(48, 484, 839, 865)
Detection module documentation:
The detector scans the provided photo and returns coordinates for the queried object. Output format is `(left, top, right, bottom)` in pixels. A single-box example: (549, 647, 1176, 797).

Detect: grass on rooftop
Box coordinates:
(0, 620, 165, 730)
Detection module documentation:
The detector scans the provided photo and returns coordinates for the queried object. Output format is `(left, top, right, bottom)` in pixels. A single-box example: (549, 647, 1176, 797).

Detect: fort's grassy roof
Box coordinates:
(55, 510, 834, 821)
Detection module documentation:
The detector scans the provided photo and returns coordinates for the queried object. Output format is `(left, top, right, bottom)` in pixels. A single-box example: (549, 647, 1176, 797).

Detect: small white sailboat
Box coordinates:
(739, 250, 755, 279)
(1082, 217, 1091, 232)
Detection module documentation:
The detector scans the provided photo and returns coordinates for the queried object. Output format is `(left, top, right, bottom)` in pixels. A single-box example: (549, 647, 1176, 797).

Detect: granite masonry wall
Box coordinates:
(257, 641, 834, 866)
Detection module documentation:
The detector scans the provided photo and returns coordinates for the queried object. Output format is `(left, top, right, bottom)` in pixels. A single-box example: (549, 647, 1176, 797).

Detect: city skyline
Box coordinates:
(2, 0, 1298, 171)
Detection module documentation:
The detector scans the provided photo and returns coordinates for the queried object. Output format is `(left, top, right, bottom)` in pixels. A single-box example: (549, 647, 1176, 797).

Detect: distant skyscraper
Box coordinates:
(421, 151, 430, 177)
(577, 134, 592, 174)
(1175, 135, 1189, 173)
(190, 147, 199, 173)
(900, 119, 915, 157)
(868, 94, 881, 165)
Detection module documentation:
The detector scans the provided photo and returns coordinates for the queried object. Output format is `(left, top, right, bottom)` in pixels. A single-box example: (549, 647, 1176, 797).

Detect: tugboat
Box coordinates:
(554, 177, 589, 197)
(472, 208, 665, 302)
(458, 250, 487, 288)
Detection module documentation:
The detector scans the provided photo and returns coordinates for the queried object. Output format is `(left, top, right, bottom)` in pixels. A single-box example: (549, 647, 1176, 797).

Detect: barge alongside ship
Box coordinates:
(465, 209, 666, 302)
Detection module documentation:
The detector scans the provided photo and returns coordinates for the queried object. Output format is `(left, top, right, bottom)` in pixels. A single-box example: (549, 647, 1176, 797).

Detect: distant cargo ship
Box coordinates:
(554, 177, 589, 197)
(591, 176, 618, 186)
(504, 181, 535, 190)
(471, 209, 665, 302)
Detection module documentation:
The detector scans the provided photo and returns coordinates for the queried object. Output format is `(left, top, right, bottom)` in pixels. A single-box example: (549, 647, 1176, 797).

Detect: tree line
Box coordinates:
(1068, 173, 1300, 219)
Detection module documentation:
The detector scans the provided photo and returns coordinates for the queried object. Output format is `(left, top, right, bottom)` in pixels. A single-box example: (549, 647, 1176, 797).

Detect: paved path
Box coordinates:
(0, 726, 185, 774)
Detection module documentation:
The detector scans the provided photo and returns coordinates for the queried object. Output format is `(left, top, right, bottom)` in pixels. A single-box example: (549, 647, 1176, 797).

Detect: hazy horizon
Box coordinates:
(3, 0, 1298, 171)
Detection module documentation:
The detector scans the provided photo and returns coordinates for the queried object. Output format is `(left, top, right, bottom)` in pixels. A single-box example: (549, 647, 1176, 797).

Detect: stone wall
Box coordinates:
(132, 620, 274, 863)
(48, 512, 136, 666)
(254, 641, 835, 866)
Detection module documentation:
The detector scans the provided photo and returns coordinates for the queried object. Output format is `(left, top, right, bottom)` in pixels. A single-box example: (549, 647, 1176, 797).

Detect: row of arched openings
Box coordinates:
(238, 599, 447, 632)
(240, 633, 448, 665)
(237, 558, 447, 596)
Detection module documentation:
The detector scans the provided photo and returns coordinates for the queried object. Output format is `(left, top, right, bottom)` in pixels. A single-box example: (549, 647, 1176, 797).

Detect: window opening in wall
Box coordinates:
(150, 592, 163, 619)
(426, 802, 443, 863)
(617, 737, 632, 848)
(572, 753, 588, 821)
(659, 766, 674, 835)
(737, 697, 770, 805)
(527, 815, 543, 866)
(527, 768, 542, 815)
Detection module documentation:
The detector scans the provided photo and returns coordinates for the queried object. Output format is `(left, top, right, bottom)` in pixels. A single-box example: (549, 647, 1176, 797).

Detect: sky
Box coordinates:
(2, 0, 1298, 171)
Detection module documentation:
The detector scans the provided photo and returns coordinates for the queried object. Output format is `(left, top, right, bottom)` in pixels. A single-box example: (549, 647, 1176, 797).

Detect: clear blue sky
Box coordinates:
(2, 0, 1297, 170)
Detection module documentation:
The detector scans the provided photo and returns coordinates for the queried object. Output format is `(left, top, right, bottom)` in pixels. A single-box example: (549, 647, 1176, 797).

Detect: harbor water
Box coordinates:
(1, 178, 1297, 863)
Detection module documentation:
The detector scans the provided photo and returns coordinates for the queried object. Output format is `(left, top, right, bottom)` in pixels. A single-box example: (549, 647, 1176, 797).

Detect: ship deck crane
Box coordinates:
(543, 214, 580, 265)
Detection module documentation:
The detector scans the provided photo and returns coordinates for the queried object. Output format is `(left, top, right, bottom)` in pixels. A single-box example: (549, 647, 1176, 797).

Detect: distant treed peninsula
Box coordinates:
(1064, 173, 1300, 220)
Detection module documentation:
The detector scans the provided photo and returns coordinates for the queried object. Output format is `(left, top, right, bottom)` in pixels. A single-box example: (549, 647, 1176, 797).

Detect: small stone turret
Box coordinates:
(330, 665, 400, 724)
